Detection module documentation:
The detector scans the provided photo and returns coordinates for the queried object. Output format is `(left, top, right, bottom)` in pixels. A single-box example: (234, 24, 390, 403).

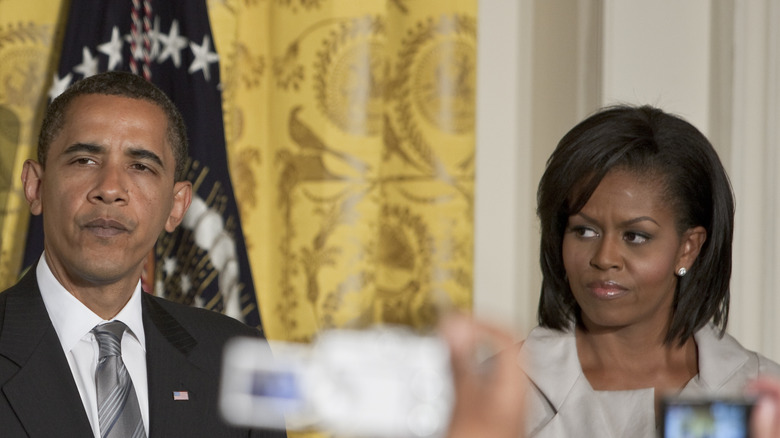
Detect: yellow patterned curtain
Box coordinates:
(0, 0, 476, 345)
(0, 0, 65, 283)
(210, 0, 477, 342)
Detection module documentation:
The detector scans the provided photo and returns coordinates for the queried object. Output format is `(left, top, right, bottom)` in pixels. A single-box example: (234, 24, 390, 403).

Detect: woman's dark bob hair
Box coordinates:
(536, 104, 734, 345)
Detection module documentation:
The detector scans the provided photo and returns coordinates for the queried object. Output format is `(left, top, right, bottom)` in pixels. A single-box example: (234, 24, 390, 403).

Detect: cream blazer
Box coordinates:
(519, 324, 780, 438)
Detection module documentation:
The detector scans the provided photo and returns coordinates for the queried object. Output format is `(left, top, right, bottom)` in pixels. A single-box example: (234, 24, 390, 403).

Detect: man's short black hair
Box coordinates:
(38, 71, 188, 181)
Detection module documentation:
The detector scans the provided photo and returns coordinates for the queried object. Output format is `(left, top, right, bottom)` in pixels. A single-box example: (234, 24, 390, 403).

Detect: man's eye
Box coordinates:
(73, 157, 97, 165)
(624, 231, 649, 244)
(131, 163, 152, 172)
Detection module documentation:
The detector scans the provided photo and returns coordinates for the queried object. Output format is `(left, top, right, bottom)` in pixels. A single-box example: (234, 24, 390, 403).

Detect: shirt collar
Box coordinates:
(37, 252, 146, 354)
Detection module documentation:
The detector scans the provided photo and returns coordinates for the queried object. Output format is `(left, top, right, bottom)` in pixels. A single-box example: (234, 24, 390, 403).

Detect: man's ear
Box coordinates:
(677, 226, 707, 271)
(22, 160, 44, 216)
(165, 181, 192, 232)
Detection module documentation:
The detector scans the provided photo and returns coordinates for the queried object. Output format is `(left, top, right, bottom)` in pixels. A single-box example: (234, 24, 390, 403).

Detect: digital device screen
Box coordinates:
(662, 398, 754, 438)
(251, 370, 301, 400)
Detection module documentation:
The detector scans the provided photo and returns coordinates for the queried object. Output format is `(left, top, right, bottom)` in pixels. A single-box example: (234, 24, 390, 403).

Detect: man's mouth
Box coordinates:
(83, 217, 130, 237)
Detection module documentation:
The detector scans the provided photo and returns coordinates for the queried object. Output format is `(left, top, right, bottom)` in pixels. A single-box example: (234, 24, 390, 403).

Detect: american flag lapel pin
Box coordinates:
(173, 391, 189, 401)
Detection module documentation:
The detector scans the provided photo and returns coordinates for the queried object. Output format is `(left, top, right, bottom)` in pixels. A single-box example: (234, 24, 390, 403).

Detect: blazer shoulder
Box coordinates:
(0, 266, 38, 295)
(758, 352, 780, 376)
(142, 293, 260, 340)
(0, 267, 42, 327)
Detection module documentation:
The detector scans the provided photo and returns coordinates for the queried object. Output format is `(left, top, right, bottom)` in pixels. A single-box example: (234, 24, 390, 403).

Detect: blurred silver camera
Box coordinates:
(219, 326, 454, 438)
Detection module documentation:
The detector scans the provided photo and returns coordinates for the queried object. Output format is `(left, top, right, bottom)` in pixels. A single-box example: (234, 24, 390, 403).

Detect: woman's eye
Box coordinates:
(624, 231, 649, 244)
(573, 226, 598, 238)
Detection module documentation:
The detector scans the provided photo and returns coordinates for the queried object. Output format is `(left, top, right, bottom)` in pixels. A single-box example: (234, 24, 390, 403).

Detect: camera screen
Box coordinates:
(662, 399, 753, 438)
(251, 370, 301, 400)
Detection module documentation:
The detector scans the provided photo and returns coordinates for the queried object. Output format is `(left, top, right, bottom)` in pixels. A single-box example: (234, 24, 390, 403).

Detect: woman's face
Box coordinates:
(562, 169, 705, 334)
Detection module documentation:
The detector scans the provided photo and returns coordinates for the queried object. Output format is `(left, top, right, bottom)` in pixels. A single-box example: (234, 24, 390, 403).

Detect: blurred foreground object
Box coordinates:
(440, 314, 525, 438)
(660, 395, 754, 438)
(220, 326, 453, 437)
(748, 377, 780, 438)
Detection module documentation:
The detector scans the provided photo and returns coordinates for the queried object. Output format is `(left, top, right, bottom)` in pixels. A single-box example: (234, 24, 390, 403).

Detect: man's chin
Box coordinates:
(68, 260, 143, 288)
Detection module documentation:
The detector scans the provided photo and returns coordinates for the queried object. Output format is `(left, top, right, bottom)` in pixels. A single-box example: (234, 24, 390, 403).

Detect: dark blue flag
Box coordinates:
(24, 0, 264, 332)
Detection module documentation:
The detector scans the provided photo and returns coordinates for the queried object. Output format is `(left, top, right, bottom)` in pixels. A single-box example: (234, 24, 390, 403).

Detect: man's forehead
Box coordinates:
(55, 94, 174, 158)
(61, 93, 169, 131)
(65, 92, 164, 115)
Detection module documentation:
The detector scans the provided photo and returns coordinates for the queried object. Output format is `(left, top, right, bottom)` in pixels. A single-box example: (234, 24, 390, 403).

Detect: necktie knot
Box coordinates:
(92, 321, 127, 361)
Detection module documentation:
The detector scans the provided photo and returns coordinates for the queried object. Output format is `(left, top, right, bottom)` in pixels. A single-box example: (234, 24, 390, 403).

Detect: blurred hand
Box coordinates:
(439, 314, 525, 438)
(749, 377, 780, 438)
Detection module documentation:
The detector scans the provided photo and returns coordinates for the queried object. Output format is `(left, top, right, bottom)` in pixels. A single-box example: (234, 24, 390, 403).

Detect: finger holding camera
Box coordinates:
(748, 377, 780, 438)
(439, 314, 526, 438)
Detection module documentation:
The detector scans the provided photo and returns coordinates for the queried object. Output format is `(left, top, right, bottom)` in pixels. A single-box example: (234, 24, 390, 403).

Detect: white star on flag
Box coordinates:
(188, 35, 219, 81)
(98, 26, 124, 70)
(163, 256, 177, 278)
(73, 47, 99, 78)
(48, 73, 72, 101)
(181, 273, 192, 295)
(158, 20, 188, 68)
(126, 27, 147, 62)
(194, 292, 205, 309)
(149, 16, 162, 60)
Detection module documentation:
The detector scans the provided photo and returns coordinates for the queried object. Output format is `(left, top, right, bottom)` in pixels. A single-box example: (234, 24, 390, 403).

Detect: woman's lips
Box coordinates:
(586, 281, 628, 299)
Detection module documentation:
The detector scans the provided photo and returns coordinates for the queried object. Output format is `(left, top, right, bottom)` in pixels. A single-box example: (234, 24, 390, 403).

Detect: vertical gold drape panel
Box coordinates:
(0, 1, 64, 283)
(211, 0, 477, 342)
(0, 0, 476, 346)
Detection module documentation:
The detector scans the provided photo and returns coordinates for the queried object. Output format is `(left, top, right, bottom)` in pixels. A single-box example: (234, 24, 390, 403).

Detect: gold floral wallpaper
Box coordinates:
(210, 0, 477, 343)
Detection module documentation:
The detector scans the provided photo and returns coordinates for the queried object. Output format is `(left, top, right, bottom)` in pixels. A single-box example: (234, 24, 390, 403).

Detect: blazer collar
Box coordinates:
(141, 293, 197, 357)
(692, 323, 750, 391)
(520, 326, 656, 438)
(141, 294, 217, 438)
(521, 323, 752, 402)
(521, 325, 581, 412)
(0, 268, 54, 366)
(519, 324, 755, 438)
(0, 268, 93, 437)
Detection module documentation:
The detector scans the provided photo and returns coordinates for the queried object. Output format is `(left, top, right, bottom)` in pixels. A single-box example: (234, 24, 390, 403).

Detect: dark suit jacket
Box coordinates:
(0, 268, 286, 438)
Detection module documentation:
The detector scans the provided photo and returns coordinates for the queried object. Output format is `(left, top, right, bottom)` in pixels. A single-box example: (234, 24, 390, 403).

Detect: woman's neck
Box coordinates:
(575, 324, 699, 427)
(575, 323, 698, 388)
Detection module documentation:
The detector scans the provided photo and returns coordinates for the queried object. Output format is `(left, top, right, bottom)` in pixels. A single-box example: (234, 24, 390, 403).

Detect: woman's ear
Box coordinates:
(677, 226, 707, 271)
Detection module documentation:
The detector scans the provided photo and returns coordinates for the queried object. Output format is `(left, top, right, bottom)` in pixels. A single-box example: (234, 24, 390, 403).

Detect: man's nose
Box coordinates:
(88, 164, 129, 205)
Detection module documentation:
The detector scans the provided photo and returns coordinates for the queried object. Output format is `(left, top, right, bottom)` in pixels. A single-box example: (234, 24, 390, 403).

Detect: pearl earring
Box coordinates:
(676, 267, 687, 277)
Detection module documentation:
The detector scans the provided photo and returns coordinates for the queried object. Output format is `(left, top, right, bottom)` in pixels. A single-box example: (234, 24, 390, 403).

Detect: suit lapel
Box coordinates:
(143, 294, 217, 438)
(0, 271, 93, 437)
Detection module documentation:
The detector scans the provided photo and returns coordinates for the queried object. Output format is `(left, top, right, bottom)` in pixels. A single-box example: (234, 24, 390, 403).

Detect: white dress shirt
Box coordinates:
(37, 253, 150, 438)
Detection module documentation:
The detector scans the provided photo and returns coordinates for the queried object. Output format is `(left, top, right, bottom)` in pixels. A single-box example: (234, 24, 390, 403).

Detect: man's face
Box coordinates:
(24, 94, 191, 290)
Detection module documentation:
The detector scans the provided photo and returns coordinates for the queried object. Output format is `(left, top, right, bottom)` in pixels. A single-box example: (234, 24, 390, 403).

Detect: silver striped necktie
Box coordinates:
(92, 321, 146, 438)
